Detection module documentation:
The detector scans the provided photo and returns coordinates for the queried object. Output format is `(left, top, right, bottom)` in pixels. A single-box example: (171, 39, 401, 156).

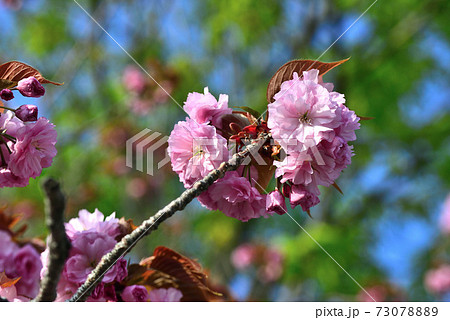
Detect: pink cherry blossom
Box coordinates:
(87, 283, 117, 302)
(274, 150, 314, 186)
(200, 172, 269, 222)
(0, 110, 24, 139)
(121, 285, 149, 302)
(334, 105, 360, 142)
(8, 117, 57, 179)
(231, 244, 255, 270)
(114, 259, 128, 282)
(266, 190, 287, 215)
(268, 70, 340, 151)
(149, 288, 183, 302)
(288, 184, 320, 211)
(260, 248, 284, 283)
(183, 87, 232, 127)
(424, 265, 450, 294)
(122, 66, 147, 93)
(52, 274, 79, 302)
(65, 208, 121, 240)
(168, 117, 228, 188)
(0, 282, 18, 301)
(6, 244, 43, 299)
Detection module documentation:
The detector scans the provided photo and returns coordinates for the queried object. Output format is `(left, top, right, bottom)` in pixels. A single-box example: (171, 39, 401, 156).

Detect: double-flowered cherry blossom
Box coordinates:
(268, 70, 359, 212)
(40, 209, 127, 302)
(168, 117, 228, 188)
(183, 87, 231, 128)
(0, 231, 42, 300)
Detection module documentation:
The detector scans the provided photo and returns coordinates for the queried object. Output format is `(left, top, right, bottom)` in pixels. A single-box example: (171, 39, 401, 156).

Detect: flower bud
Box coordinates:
(289, 184, 320, 212)
(0, 89, 14, 101)
(15, 104, 38, 122)
(17, 77, 45, 98)
(266, 190, 287, 215)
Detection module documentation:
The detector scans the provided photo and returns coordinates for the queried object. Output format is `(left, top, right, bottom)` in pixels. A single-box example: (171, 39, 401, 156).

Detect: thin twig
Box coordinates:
(68, 133, 269, 302)
(35, 179, 71, 302)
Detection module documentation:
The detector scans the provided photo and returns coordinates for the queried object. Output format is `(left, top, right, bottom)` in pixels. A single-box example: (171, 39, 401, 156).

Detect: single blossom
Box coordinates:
(266, 190, 287, 215)
(200, 172, 269, 222)
(15, 105, 38, 122)
(0, 110, 24, 138)
(231, 244, 255, 270)
(0, 89, 14, 101)
(424, 265, 450, 294)
(17, 77, 45, 98)
(288, 184, 320, 212)
(268, 70, 340, 151)
(8, 117, 57, 179)
(121, 285, 149, 302)
(148, 288, 183, 302)
(168, 118, 228, 188)
(65, 208, 121, 240)
(5, 244, 43, 299)
(0, 169, 29, 188)
(0, 282, 18, 301)
(122, 66, 147, 93)
(183, 87, 232, 127)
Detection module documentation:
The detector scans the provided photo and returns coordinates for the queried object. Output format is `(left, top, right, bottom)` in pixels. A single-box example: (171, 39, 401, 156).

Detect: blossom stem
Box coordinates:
(0, 136, 13, 155)
(68, 133, 270, 302)
(0, 146, 5, 167)
(34, 179, 71, 302)
(0, 132, 16, 143)
(0, 106, 16, 112)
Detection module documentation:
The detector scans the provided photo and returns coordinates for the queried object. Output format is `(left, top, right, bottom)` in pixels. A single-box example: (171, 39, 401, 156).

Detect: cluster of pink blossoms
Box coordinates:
(0, 230, 42, 301)
(267, 69, 359, 213)
(0, 76, 57, 188)
(168, 69, 359, 220)
(40, 209, 127, 301)
(39, 209, 183, 302)
(168, 87, 271, 221)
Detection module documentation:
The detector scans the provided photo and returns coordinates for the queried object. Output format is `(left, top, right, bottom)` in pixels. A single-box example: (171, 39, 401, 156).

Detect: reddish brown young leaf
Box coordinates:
(0, 61, 63, 90)
(266, 58, 350, 102)
(138, 246, 223, 301)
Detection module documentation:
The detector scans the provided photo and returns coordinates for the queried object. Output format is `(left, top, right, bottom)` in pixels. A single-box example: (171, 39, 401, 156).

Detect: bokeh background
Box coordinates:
(1, 0, 450, 301)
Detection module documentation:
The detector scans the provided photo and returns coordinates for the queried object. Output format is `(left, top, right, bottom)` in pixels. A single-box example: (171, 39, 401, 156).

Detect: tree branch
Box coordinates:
(68, 133, 269, 301)
(35, 178, 71, 302)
